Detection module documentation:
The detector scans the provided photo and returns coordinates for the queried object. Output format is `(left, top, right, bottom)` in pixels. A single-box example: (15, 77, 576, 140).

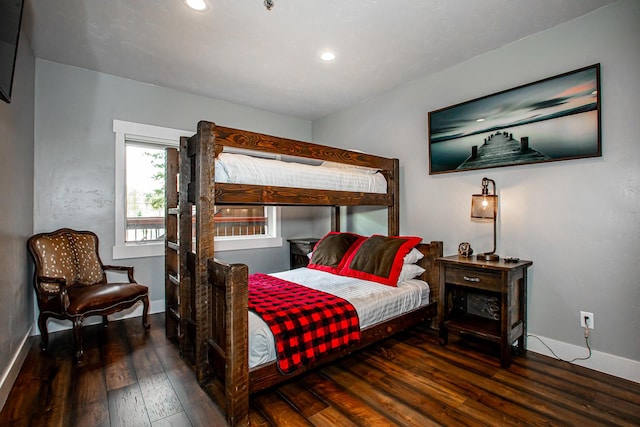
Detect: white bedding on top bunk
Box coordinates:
(248, 267, 430, 368)
(215, 152, 388, 193)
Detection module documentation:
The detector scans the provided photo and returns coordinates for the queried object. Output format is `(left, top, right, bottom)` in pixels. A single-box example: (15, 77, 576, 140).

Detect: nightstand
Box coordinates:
(287, 238, 320, 269)
(437, 255, 532, 368)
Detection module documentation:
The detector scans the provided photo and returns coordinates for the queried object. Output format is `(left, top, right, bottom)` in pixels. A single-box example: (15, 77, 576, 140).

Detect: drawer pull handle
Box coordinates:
(463, 276, 481, 282)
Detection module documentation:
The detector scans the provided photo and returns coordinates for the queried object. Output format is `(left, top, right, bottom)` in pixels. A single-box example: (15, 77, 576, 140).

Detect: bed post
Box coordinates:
(207, 259, 249, 427)
(179, 121, 217, 382)
(196, 121, 217, 381)
(388, 158, 400, 236)
(178, 137, 194, 361)
(331, 206, 341, 232)
(427, 241, 443, 329)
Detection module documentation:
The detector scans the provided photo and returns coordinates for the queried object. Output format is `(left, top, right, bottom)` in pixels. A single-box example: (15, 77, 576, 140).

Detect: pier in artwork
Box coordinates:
(457, 131, 550, 170)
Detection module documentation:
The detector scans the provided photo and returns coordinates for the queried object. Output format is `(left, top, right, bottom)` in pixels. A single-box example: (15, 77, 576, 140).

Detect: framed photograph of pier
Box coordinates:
(428, 64, 601, 175)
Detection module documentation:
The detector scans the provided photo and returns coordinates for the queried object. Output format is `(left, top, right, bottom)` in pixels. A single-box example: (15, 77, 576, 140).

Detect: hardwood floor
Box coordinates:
(1, 313, 638, 426)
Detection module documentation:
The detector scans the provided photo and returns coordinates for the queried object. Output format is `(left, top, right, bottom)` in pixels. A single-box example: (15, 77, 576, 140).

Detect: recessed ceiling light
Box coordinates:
(320, 51, 336, 62)
(476, 118, 485, 122)
(184, 0, 209, 12)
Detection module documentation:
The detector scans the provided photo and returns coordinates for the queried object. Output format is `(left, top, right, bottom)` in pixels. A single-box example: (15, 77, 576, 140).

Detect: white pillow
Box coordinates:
(397, 264, 426, 283)
(320, 161, 379, 174)
(403, 247, 424, 264)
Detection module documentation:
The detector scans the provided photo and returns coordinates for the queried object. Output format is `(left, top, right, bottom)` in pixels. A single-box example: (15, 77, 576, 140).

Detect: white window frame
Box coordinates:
(113, 120, 282, 259)
(211, 206, 282, 251)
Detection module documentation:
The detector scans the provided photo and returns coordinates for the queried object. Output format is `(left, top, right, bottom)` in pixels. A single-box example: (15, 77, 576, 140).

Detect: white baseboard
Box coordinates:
(527, 334, 640, 384)
(0, 326, 32, 411)
(31, 299, 165, 335)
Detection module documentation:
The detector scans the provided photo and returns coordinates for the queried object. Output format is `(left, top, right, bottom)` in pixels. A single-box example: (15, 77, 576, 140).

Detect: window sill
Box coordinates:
(113, 242, 164, 259)
(215, 236, 283, 252)
(113, 237, 284, 259)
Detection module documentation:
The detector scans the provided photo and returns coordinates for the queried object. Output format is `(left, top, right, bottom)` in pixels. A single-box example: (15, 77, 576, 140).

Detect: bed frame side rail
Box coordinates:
(210, 122, 396, 171)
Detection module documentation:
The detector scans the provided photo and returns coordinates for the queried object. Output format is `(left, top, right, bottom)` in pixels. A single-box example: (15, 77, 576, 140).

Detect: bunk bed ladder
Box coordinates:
(164, 147, 180, 343)
(178, 136, 196, 367)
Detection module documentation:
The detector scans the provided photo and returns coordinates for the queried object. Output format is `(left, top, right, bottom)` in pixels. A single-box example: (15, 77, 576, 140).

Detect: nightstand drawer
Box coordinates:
(445, 267, 501, 291)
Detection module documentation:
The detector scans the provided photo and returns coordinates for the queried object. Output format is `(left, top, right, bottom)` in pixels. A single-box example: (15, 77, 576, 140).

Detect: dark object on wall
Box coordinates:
(428, 64, 601, 174)
(0, 0, 24, 103)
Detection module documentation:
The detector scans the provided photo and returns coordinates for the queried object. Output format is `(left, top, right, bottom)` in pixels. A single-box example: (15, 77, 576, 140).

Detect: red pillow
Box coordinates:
(340, 235, 422, 286)
(307, 232, 364, 274)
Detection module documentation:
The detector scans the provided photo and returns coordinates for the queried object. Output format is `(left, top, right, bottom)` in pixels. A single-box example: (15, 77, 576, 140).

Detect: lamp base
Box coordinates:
(477, 253, 499, 261)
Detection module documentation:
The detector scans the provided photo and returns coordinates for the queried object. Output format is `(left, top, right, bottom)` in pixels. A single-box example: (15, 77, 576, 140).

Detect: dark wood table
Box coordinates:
(288, 237, 321, 269)
(437, 255, 533, 367)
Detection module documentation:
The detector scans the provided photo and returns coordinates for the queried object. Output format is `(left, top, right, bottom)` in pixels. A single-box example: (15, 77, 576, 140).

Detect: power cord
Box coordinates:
(527, 324, 592, 363)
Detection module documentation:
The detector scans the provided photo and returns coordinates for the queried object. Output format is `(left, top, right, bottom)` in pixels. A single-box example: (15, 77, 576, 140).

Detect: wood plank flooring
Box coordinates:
(1, 313, 638, 426)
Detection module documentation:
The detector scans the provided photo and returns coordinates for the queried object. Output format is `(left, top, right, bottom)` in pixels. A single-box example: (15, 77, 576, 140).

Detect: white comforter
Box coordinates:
(215, 152, 387, 193)
(248, 268, 430, 368)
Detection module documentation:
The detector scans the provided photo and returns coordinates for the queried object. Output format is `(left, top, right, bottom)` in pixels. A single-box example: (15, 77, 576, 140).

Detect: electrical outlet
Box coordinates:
(580, 311, 594, 329)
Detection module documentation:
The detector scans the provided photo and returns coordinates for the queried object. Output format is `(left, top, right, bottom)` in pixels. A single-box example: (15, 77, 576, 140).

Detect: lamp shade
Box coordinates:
(471, 194, 497, 220)
(470, 177, 499, 261)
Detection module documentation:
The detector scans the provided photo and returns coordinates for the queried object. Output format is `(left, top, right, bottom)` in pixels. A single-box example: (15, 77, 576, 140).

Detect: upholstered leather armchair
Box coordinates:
(27, 228, 150, 361)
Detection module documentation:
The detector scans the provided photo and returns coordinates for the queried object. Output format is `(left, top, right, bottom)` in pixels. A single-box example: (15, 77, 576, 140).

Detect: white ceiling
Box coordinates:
(23, 0, 615, 120)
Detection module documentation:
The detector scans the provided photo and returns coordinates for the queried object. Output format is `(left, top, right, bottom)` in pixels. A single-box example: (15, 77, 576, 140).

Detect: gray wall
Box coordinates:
(18, 0, 639, 386)
(313, 0, 640, 376)
(0, 30, 35, 406)
(33, 59, 315, 328)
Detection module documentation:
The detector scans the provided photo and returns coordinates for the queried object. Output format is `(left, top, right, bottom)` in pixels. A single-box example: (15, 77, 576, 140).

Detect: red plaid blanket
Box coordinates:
(248, 273, 361, 375)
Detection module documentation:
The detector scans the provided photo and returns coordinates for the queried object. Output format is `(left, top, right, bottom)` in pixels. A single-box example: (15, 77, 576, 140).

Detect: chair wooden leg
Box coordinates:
(38, 314, 49, 351)
(142, 295, 151, 331)
(73, 318, 84, 361)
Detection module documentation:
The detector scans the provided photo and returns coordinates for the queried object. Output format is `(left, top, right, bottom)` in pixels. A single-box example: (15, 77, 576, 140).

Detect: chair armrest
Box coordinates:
(103, 265, 136, 283)
(36, 276, 70, 311)
(36, 276, 67, 294)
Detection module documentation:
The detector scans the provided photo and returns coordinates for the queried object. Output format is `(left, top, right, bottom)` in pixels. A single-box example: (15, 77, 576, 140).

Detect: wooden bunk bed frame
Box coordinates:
(166, 120, 443, 426)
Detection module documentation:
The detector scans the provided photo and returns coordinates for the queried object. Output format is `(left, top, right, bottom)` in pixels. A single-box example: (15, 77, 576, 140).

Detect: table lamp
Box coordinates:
(471, 177, 499, 261)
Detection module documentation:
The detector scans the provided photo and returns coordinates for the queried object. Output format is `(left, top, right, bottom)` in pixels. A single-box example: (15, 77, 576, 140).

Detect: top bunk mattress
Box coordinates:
(215, 152, 388, 194)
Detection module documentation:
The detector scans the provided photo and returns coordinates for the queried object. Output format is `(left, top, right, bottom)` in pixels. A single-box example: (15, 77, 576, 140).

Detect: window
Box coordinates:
(214, 206, 267, 237)
(125, 142, 167, 244)
(113, 120, 282, 259)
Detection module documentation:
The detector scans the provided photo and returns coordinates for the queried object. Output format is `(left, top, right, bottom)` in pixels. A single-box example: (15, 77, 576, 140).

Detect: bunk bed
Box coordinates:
(164, 120, 443, 426)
